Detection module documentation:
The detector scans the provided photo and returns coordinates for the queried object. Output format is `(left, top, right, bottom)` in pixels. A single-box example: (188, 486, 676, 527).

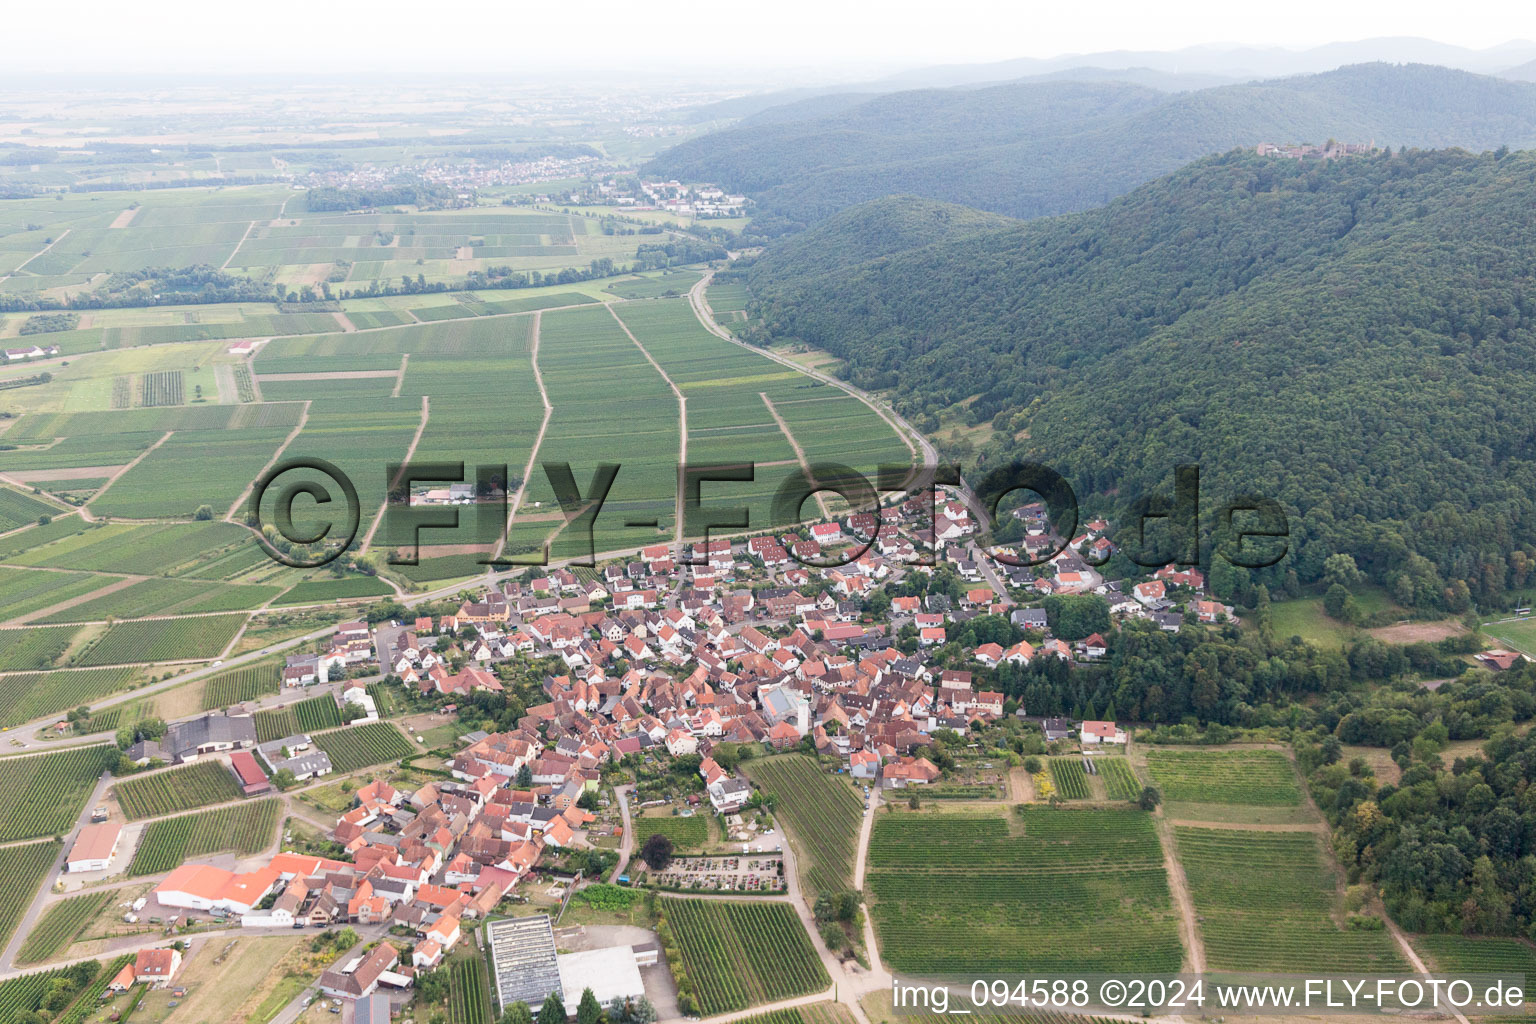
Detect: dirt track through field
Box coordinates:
(361, 394, 429, 551)
(494, 311, 554, 563)
(607, 303, 687, 544)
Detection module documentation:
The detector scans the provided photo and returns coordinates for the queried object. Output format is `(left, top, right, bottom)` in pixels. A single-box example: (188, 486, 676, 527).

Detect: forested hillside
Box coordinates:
(746, 148, 1536, 610)
(650, 64, 1536, 229)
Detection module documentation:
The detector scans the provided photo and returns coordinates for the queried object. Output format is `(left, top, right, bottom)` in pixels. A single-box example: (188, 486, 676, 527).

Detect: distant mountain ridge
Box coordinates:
(652, 63, 1536, 229)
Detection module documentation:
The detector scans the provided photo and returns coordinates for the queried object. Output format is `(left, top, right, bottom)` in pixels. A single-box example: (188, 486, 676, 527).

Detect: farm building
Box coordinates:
(155, 862, 279, 915)
(67, 821, 122, 872)
(556, 946, 647, 1007)
(1080, 720, 1127, 745)
(319, 942, 400, 1000)
(162, 712, 257, 763)
(229, 751, 272, 794)
(488, 914, 563, 1012)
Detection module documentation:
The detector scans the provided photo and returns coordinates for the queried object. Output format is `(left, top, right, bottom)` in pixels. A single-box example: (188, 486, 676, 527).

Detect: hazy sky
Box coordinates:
(12, 0, 1536, 76)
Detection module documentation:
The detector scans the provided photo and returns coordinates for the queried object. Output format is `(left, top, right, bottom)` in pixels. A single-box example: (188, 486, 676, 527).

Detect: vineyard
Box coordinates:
(1413, 935, 1536, 1001)
(634, 813, 709, 851)
(140, 370, 184, 407)
(254, 693, 342, 741)
(0, 486, 56, 533)
(661, 897, 829, 1015)
(115, 758, 245, 819)
(55, 955, 134, 1024)
(17, 890, 115, 964)
(744, 753, 863, 895)
(1175, 826, 1407, 973)
(0, 745, 109, 841)
(1144, 748, 1301, 806)
(0, 625, 81, 671)
(0, 841, 62, 951)
(447, 952, 495, 1024)
(1099, 758, 1141, 801)
(201, 661, 282, 709)
(866, 809, 1182, 975)
(0, 665, 137, 728)
(128, 798, 280, 875)
(0, 960, 105, 1024)
(314, 722, 415, 772)
(233, 364, 257, 402)
(1049, 758, 1091, 800)
(76, 613, 247, 666)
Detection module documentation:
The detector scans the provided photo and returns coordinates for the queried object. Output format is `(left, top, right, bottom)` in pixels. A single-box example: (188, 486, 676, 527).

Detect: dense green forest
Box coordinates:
(744, 148, 1536, 610)
(648, 64, 1536, 230)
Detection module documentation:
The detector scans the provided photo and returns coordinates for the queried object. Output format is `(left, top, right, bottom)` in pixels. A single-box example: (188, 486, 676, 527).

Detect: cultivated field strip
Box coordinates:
(114, 759, 245, 820)
(866, 809, 1183, 975)
(127, 799, 281, 875)
(745, 753, 864, 895)
(1175, 826, 1408, 973)
(0, 746, 106, 841)
(662, 897, 829, 1014)
(1144, 748, 1302, 806)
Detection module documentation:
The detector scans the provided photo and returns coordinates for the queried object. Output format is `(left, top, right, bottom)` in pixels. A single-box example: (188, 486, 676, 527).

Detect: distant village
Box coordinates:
(1255, 140, 1377, 160)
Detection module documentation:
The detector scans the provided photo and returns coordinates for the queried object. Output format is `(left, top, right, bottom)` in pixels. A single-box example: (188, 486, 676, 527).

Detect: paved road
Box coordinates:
(608, 785, 635, 883)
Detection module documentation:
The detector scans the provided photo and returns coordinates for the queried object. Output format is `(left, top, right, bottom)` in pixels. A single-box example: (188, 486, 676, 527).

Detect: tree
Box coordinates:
(539, 992, 567, 1024)
(194, 504, 214, 521)
(577, 987, 604, 1024)
(501, 1003, 534, 1024)
(640, 834, 674, 870)
(516, 764, 534, 788)
(1324, 553, 1364, 588)
(1137, 786, 1162, 811)
(577, 790, 599, 811)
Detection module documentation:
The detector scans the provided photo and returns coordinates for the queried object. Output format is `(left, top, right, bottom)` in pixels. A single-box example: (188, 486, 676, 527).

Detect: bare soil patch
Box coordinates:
(1367, 619, 1465, 644)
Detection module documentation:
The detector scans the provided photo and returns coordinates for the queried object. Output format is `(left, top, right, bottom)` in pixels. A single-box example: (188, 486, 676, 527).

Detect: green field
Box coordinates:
(866, 808, 1182, 975)
(0, 486, 58, 532)
(200, 661, 282, 709)
(0, 841, 62, 952)
(744, 753, 863, 895)
(633, 813, 709, 852)
(313, 722, 415, 772)
(1099, 758, 1142, 801)
(0, 746, 108, 841)
(1412, 934, 1536, 1001)
(0, 566, 107, 624)
(127, 799, 281, 875)
(0, 666, 138, 727)
(0, 960, 111, 1023)
(1144, 748, 1301, 806)
(662, 897, 829, 1015)
(447, 952, 495, 1024)
(16, 890, 116, 965)
(272, 576, 394, 606)
(34, 577, 279, 623)
(1481, 616, 1536, 658)
(0, 625, 82, 671)
(114, 759, 245, 820)
(1050, 758, 1091, 800)
(76, 613, 246, 666)
(1176, 826, 1407, 973)
(254, 693, 343, 741)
